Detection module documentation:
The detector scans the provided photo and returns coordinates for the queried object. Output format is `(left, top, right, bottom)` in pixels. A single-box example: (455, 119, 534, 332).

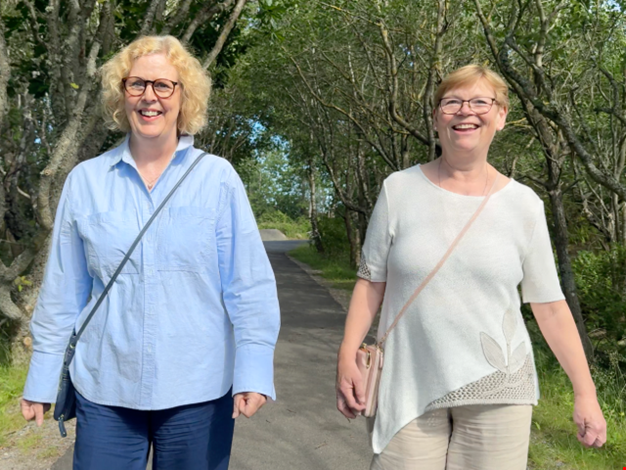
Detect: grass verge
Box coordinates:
(289, 244, 357, 291)
(290, 244, 626, 470)
(257, 212, 309, 239)
(0, 363, 28, 447)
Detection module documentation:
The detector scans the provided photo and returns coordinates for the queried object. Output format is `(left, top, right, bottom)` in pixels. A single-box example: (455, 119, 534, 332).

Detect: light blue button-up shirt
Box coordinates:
(23, 135, 280, 409)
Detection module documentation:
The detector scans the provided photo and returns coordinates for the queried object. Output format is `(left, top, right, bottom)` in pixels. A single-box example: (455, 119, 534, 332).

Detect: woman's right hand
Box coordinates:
(20, 399, 51, 426)
(336, 353, 366, 419)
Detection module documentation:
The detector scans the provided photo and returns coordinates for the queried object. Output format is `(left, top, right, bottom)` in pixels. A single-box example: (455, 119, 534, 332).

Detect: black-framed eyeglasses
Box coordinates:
(122, 77, 179, 98)
(438, 97, 497, 115)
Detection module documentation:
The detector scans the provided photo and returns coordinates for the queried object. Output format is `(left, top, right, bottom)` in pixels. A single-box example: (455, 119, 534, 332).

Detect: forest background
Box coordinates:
(0, 0, 625, 468)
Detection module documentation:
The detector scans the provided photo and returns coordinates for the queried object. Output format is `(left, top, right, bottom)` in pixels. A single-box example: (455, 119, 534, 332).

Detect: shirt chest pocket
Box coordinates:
(78, 211, 143, 278)
(156, 206, 216, 271)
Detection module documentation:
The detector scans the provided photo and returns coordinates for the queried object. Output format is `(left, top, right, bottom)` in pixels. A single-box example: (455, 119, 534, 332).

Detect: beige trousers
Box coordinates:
(370, 405, 533, 470)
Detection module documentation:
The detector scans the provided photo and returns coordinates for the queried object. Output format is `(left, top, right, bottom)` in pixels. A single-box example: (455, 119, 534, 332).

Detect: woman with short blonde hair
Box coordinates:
(337, 64, 606, 469)
(21, 35, 280, 470)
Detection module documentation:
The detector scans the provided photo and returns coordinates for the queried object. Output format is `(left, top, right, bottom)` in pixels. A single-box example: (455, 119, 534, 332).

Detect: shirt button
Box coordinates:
(146, 268, 153, 275)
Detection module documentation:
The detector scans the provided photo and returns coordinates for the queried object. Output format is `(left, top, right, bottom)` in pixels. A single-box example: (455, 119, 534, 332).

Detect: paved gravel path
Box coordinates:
(50, 240, 371, 469)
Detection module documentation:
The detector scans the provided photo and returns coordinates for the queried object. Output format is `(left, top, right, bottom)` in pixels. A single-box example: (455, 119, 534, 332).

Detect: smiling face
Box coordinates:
(434, 78, 507, 158)
(124, 53, 181, 144)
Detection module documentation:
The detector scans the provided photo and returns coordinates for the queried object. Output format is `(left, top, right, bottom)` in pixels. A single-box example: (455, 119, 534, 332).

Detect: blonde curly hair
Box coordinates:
(101, 36, 211, 135)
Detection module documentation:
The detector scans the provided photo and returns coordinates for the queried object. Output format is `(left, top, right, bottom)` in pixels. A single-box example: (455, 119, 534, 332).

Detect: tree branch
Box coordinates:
(182, 0, 235, 43)
(20, 0, 48, 49)
(378, 22, 430, 147)
(163, 0, 198, 35)
(202, 0, 247, 69)
(423, 0, 446, 160)
(474, 0, 626, 202)
(38, 38, 101, 231)
(140, 0, 167, 36)
(0, 20, 9, 132)
(288, 52, 399, 170)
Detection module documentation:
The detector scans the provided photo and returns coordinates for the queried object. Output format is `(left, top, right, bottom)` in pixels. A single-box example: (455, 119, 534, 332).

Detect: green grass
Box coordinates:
(256, 211, 310, 239)
(0, 363, 28, 447)
(257, 220, 309, 239)
(289, 244, 358, 291)
(17, 431, 42, 451)
(290, 244, 626, 470)
(528, 347, 626, 469)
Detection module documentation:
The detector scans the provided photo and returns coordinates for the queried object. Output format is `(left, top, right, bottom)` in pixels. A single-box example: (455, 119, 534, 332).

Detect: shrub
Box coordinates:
(572, 246, 626, 369)
(256, 210, 310, 240)
(317, 215, 351, 258)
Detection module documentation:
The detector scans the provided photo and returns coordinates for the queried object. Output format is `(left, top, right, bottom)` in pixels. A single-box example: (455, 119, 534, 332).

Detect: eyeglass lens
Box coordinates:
(440, 98, 494, 115)
(124, 77, 176, 98)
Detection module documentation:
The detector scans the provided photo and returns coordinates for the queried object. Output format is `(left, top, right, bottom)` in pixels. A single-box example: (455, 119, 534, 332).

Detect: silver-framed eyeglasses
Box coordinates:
(122, 77, 179, 98)
(439, 97, 497, 115)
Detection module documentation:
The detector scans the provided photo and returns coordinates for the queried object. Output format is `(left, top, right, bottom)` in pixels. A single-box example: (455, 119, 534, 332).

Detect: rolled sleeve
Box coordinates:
(216, 167, 280, 400)
(23, 175, 92, 403)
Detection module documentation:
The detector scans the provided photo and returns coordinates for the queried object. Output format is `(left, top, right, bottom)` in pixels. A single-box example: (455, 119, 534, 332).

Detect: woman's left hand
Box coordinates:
(232, 392, 267, 419)
(573, 395, 607, 448)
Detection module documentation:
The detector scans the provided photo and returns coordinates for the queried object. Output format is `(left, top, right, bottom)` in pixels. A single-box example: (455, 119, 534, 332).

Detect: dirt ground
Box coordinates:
(0, 410, 76, 470)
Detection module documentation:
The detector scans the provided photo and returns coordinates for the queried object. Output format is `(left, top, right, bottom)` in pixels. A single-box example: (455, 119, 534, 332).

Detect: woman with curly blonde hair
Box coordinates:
(20, 35, 280, 470)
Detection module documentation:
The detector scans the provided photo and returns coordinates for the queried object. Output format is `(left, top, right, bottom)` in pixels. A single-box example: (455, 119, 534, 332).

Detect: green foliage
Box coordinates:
(573, 246, 626, 365)
(237, 146, 308, 220)
(256, 210, 309, 239)
(317, 215, 351, 257)
(288, 244, 357, 291)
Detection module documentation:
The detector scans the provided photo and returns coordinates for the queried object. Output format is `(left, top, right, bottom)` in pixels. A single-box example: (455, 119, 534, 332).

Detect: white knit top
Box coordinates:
(358, 165, 564, 454)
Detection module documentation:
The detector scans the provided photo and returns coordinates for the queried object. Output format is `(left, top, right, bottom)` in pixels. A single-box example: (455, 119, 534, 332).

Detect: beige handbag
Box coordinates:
(356, 175, 500, 418)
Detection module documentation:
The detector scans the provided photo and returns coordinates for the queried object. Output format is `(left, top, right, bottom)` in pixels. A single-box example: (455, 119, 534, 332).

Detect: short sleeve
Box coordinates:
(358, 181, 392, 282)
(520, 201, 565, 303)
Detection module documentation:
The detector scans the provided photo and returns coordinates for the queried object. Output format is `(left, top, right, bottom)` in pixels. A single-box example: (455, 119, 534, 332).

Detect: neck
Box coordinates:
(129, 131, 179, 166)
(439, 148, 488, 181)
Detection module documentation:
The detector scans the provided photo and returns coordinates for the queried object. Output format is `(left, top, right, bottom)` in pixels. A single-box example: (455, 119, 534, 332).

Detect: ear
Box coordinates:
(432, 108, 438, 131)
(496, 105, 508, 131)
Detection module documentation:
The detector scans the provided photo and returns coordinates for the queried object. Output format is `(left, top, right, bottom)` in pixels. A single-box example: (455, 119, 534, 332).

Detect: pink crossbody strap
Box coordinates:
(377, 174, 501, 346)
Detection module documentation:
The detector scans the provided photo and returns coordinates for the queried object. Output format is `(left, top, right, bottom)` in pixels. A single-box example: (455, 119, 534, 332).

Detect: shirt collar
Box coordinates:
(109, 134, 195, 169)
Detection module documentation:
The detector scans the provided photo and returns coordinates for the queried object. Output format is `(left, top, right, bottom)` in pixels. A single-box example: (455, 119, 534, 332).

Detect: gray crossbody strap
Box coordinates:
(72, 152, 207, 343)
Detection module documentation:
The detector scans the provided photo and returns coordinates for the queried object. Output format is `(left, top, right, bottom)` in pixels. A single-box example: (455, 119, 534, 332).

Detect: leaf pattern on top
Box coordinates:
(481, 308, 528, 376)
(502, 308, 517, 344)
(509, 342, 527, 373)
(480, 332, 507, 373)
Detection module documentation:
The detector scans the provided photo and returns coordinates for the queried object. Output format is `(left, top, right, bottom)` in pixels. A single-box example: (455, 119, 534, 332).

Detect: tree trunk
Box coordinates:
(548, 188, 594, 359)
(307, 163, 323, 253)
(344, 209, 357, 269)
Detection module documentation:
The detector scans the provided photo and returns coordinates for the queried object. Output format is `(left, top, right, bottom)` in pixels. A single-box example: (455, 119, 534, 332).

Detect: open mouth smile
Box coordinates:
(452, 123, 480, 133)
(138, 109, 163, 119)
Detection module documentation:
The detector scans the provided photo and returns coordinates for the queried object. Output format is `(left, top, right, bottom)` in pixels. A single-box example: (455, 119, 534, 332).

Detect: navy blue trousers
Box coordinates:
(73, 390, 235, 470)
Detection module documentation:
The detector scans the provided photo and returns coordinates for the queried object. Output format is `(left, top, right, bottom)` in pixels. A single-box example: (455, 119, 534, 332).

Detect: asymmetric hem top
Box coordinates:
(357, 165, 564, 454)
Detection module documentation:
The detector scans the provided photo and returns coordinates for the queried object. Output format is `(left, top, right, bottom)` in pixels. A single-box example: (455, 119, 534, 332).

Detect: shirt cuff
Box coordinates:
(232, 344, 276, 401)
(23, 350, 64, 403)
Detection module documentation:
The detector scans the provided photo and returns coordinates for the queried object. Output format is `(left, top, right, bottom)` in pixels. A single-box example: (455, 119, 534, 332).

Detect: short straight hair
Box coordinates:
(101, 35, 212, 135)
(435, 65, 509, 110)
